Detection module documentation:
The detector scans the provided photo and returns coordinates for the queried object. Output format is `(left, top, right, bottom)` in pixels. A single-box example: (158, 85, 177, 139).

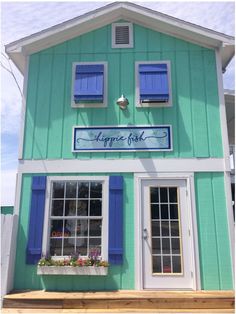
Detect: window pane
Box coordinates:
(65, 219, 76, 236)
(63, 238, 75, 256)
(152, 221, 160, 236)
(50, 219, 64, 237)
(51, 200, 64, 216)
(171, 221, 179, 236)
(150, 187, 159, 203)
(151, 204, 159, 219)
(170, 204, 178, 219)
(161, 221, 169, 236)
(52, 182, 64, 198)
(76, 238, 88, 256)
(169, 187, 177, 203)
(66, 182, 77, 198)
(161, 204, 169, 219)
(78, 182, 89, 198)
(90, 182, 102, 198)
(50, 238, 62, 256)
(90, 200, 102, 216)
(152, 256, 162, 273)
(160, 188, 168, 203)
(65, 200, 76, 216)
(63, 222, 71, 237)
(77, 200, 88, 216)
(76, 219, 88, 237)
(89, 238, 101, 255)
(152, 238, 161, 254)
(89, 219, 102, 236)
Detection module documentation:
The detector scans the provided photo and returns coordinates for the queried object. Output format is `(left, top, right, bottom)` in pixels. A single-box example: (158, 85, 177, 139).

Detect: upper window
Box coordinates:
(71, 62, 107, 108)
(135, 61, 172, 107)
(112, 23, 133, 48)
(42, 177, 108, 260)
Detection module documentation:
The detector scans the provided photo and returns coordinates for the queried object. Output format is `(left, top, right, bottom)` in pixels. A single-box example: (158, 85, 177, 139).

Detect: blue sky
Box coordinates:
(1, 1, 235, 205)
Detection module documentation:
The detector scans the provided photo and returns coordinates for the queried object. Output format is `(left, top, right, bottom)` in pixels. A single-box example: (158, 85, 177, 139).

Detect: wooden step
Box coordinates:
(3, 290, 235, 312)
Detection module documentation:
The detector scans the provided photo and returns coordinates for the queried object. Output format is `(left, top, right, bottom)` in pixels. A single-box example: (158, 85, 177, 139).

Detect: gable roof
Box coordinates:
(5, 1, 235, 74)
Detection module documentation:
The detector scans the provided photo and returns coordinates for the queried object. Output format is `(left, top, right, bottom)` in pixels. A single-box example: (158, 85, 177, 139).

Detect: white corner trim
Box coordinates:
(18, 158, 225, 174)
(13, 173, 22, 216)
(135, 61, 172, 108)
(18, 56, 29, 159)
(215, 48, 231, 170)
(111, 22, 133, 48)
(134, 172, 201, 290)
(215, 47, 235, 280)
(188, 174, 201, 290)
(71, 62, 108, 108)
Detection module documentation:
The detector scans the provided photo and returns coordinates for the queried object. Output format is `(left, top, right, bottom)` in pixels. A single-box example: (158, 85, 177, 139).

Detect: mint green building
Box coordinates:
(5, 2, 234, 292)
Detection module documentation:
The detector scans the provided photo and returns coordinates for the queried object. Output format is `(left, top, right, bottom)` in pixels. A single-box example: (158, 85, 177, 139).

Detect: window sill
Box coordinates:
(136, 102, 172, 108)
(71, 102, 107, 108)
(37, 266, 108, 276)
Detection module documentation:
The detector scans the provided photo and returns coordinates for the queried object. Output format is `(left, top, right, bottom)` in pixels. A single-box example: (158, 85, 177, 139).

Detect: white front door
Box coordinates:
(142, 179, 196, 290)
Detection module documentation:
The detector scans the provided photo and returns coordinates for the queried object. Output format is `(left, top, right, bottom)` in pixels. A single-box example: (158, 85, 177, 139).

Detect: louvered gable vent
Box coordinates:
(115, 25, 129, 45)
(112, 23, 133, 48)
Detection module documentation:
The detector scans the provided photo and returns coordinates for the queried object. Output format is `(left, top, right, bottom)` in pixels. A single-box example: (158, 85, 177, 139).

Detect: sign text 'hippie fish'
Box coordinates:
(73, 126, 172, 152)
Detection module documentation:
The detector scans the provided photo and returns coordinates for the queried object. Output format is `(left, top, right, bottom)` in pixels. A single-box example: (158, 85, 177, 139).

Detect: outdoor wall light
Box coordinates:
(116, 94, 129, 110)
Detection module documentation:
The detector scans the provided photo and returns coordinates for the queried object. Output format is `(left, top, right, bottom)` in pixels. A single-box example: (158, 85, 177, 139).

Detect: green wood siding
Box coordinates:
(14, 173, 134, 291)
(194, 173, 233, 290)
(23, 23, 223, 160)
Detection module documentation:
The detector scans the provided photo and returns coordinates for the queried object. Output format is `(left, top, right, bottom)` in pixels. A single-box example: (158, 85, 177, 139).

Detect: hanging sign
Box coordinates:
(72, 125, 172, 152)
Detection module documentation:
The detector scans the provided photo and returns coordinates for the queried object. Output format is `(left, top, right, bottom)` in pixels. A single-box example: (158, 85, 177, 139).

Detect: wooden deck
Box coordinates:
(2, 290, 235, 313)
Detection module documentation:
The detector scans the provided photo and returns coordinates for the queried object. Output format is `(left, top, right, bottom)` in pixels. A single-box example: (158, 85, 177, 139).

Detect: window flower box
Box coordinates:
(37, 265, 108, 276)
(37, 253, 109, 276)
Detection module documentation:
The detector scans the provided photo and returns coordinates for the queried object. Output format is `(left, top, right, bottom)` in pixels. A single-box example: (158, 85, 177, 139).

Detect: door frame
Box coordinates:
(134, 172, 201, 290)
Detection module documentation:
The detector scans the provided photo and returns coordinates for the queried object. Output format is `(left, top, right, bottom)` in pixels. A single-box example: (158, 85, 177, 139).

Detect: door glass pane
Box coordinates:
(152, 238, 161, 254)
(150, 187, 159, 203)
(150, 186, 183, 275)
(153, 256, 162, 273)
(151, 204, 159, 219)
(151, 221, 160, 236)
(161, 204, 169, 219)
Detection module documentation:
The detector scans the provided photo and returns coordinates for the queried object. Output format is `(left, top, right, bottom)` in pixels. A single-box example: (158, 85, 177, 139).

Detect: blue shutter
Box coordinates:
(109, 176, 123, 264)
(139, 63, 169, 101)
(26, 176, 47, 264)
(74, 64, 104, 101)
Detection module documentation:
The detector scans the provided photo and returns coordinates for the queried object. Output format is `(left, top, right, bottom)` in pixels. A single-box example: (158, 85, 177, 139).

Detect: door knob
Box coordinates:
(143, 228, 148, 240)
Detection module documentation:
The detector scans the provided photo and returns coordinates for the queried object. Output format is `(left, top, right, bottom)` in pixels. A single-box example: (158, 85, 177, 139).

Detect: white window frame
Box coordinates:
(112, 22, 133, 48)
(135, 61, 172, 108)
(71, 62, 108, 108)
(42, 176, 109, 262)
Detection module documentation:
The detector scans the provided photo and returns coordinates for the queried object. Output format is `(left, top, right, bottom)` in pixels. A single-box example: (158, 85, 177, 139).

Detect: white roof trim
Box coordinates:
(5, 2, 235, 74)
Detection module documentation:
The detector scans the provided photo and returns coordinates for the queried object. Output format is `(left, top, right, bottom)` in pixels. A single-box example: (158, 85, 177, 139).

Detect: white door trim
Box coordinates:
(134, 172, 201, 290)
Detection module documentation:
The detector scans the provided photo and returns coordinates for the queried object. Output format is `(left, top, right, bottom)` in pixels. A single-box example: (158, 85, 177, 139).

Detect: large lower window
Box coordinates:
(43, 177, 108, 259)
